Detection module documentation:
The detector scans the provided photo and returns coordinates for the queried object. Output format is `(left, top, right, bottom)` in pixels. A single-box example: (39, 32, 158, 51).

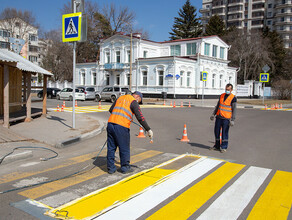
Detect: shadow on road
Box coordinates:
(188, 142, 211, 149)
(46, 115, 71, 128)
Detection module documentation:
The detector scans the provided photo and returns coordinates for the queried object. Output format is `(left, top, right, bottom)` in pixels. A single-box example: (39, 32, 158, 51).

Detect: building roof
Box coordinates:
(0, 49, 53, 76)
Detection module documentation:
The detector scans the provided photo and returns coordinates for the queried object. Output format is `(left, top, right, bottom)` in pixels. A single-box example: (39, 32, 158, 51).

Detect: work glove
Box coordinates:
(229, 120, 235, 127)
(210, 115, 215, 121)
(147, 129, 153, 139)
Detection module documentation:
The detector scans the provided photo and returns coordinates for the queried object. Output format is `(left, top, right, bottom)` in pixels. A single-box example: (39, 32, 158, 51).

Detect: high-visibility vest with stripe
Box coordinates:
(108, 95, 135, 128)
(216, 93, 235, 119)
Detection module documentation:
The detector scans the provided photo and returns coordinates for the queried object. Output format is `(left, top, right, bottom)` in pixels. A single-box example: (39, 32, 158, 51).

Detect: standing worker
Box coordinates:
(210, 84, 237, 153)
(107, 91, 153, 174)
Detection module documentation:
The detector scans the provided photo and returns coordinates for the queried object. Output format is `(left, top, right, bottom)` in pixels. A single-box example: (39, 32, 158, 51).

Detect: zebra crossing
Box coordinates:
(49, 104, 172, 114)
(2, 150, 291, 219)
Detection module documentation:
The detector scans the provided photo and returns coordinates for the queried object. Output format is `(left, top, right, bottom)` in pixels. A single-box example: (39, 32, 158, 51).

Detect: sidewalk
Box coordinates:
(0, 111, 105, 164)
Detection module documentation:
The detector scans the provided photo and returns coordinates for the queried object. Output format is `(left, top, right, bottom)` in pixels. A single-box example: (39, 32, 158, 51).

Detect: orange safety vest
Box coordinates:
(216, 93, 235, 119)
(108, 94, 135, 128)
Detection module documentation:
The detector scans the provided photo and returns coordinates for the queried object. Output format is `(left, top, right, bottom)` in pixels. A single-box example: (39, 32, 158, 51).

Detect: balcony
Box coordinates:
(104, 63, 125, 70)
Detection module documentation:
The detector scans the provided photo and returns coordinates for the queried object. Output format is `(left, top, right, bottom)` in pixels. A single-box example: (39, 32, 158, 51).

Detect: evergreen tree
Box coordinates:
(169, 0, 202, 40)
(204, 14, 225, 37)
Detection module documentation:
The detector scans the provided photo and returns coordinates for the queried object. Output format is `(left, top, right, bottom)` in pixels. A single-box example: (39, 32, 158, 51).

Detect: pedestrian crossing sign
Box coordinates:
(202, 71, 208, 81)
(260, 73, 269, 82)
(62, 12, 82, 42)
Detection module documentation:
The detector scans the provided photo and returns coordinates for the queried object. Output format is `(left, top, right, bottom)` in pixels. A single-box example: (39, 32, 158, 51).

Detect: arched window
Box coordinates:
(116, 74, 120, 85)
(180, 71, 184, 86)
(187, 72, 191, 87)
(80, 70, 86, 85)
(92, 70, 97, 85)
(219, 75, 223, 88)
(212, 74, 216, 88)
(105, 74, 110, 85)
(142, 71, 148, 85)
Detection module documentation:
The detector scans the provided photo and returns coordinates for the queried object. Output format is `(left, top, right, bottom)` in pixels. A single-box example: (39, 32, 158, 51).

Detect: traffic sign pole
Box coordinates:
(72, 2, 77, 129)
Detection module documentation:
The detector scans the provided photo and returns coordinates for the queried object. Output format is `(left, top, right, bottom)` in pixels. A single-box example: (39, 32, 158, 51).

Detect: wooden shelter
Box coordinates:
(0, 49, 53, 128)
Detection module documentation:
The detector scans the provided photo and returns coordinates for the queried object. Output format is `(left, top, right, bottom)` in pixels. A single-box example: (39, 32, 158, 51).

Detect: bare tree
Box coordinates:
(0, 8, 39, 40)
(223, 29, 273, 83)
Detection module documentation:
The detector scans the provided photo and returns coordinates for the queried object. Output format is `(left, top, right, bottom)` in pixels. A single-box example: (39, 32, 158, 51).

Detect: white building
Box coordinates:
(76, 33, 237, 98)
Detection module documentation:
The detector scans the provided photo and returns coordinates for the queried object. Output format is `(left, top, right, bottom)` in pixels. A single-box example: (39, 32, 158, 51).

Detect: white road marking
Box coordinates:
(94, 158, 222, 220)
(197, 166, 271, 220)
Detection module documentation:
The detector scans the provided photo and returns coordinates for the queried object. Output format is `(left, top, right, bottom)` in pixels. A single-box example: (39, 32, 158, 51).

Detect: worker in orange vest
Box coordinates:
(107, 91, 153, 174)
(210, 84, 237, 153)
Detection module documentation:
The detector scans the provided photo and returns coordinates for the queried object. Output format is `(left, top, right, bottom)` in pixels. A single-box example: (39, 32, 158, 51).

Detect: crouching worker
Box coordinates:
(107, 91, 153, 174)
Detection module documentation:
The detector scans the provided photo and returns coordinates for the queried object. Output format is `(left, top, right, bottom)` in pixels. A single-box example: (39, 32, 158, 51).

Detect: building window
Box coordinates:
(127, 50, 130, 63)
(116, 51, 120, 63)
(158, 71, 164, 86)
(143, 51, 148, 58)
(212, 45, 218, 57)
(0, 29, 11, 38)
(187, 72, 191, 87)
(204, 43, 210, 56)
(267, 20, 272, 25)
(187, 43, 196, 55)
(29, 34, 38, 41)
(92, 72, 97, 85)
(142, 71, 147, 85)
(80, 71, 86, 85)
(219, 75, 223, 88)
(29, 45, 38, 52)
(170, 45, 181, 56)
(268, 3, 272, 8)
(29, 56, 37, 62)
(212, 74, 216, 88)
(220, 47, 225, 59)
(106, 74, 110, 85)
(0, 41, 9, 49)
(180, 71, 184, 86)
(229, 76, 232, 83)
(127, 74, 130, 86)
(106, 52, 110, 63)
(116, 74, 120, 85)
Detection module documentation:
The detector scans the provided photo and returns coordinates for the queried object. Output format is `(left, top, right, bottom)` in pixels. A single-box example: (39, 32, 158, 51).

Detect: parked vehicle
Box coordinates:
(77, 86, 96, 100)
(95, 86, 131, 102)
(56, 88, 86, 101)
(37, 88, 61, 99)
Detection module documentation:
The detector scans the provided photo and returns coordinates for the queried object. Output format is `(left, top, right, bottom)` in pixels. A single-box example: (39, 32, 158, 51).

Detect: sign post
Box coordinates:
(62, 5, 82, 129)
(260, 64, 270, 105)
(202, 71, 207, 106)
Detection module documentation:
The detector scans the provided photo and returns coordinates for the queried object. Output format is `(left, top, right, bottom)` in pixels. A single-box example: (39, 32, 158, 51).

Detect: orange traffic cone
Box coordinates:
(180, 101, 183, 107)
(63, 101, 66, 108)
(75, 100, 78, 107)
(188, 101, 191, 108)
(173, 101, 176, 108)
(280, 104, 283, 109)
(271, 104, 275, 110)
(264, 104, 267, 110)
(170, 101, 173, 107)
(180, 124, 190, 142)
(137, 127, 146, 138)
(57, 104, 60, 112)
(98, 101, 102, 109)
(61, 105, 64, 112)
(163, 100, 165, 106)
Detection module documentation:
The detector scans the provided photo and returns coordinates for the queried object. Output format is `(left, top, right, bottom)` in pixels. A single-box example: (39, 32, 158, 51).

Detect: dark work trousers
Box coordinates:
(214, 117, 230, 150)
(107, 122, 130, 173)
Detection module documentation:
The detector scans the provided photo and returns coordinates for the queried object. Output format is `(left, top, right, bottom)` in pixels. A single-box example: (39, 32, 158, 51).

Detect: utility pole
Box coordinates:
(129, 32, 132, 91)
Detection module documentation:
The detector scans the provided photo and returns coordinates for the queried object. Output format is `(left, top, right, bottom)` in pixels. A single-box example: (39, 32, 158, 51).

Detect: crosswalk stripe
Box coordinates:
(93, 158, 222, 220)
(0, 152, 99, 184)
(197, 166, 271, 220)
(147, 162, 245, 220)
(18, 150, 162, 199)
(247, 170, 292, 219)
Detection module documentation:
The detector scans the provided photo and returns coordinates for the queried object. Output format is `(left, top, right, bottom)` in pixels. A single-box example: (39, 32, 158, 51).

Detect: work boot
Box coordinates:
(121, 168, 134, 174)
(209, 146, 219, 151)
(107, 169, 116, 174)
(220, 148, 227, 153)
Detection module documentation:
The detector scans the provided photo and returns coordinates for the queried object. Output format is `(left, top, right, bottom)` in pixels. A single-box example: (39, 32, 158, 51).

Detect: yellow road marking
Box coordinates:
(147, 162, 245, 220)
(49, 168, 175, 219)
(0, 152, 100, 184)
(247, 170, 292, 220)
(18, 150, 162, 199)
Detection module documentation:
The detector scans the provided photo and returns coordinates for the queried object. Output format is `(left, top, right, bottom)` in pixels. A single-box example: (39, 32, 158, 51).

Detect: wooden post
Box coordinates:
(25, 72, 31, 122)
(3, 65, 9, 128)
(23, 72, 27, 104)
(42, 75, 47, 116)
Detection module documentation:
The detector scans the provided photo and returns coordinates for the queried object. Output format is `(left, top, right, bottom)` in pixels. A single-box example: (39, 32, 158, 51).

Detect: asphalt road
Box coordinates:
(0, 103, 291, 219)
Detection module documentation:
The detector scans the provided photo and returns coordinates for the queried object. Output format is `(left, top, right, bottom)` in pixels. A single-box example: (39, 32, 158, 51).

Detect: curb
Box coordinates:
(55, 121, 107, 149)
(0, 150, 33, 165)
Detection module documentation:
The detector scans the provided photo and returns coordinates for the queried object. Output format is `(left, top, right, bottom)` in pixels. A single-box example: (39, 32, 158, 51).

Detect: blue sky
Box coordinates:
(0, 0, 202, 42)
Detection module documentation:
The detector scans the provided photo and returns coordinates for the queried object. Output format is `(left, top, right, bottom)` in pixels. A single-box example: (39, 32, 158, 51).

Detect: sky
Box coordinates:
(0, 0, 202, 42)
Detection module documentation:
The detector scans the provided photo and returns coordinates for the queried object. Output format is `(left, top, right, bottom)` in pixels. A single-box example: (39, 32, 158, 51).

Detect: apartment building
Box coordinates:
(200, 0, 292, 48)
(76, 33, 237, 98)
